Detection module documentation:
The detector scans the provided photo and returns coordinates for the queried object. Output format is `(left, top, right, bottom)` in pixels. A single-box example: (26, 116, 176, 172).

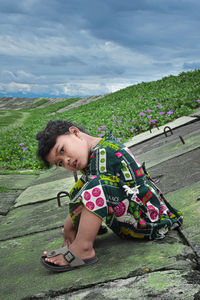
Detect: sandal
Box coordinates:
(40, 245, 98, 272)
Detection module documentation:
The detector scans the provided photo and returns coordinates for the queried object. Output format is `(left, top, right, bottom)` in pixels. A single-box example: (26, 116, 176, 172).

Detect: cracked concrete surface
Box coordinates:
(0, 110, 200, 300)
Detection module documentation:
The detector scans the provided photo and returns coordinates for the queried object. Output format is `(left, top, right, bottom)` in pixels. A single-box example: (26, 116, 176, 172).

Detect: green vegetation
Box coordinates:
(0, 70, 200, 171)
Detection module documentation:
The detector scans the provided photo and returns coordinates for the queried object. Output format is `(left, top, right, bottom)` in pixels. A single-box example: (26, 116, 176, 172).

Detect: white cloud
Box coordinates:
(0, 0, 200, 97)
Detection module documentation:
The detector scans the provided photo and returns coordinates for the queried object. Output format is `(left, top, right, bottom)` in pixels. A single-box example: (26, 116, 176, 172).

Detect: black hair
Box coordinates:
(35, 120, 86, 167)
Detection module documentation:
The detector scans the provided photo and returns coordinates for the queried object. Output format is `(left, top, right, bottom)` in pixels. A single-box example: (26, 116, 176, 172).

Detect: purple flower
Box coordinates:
(147, 115, 151, 118)
(13, 136, 17, 139)
(118, 120, 122, 123)
(19, 143, 24, 146)
(139, 112, 145, 116)
(97, 127, 101, 131)
(197, 99, 200, 103)
(93, 120, 97, 122)
(130, 120, 134, 122)
(148, 110, 153, 113)
(139, 96, 143, 99)
(117, 137, 122, 142)
(99, 133, 104, 137)
(112, 115, 116, 118)
(149, 119, 157, 124)
(157, 105, 162, 108)
(159, 112, 165, 115)
(101, 125, 106, 129)
(22, 147, 27, 151)
(167, 110, 174, 115)
(129, 128, 134, 132)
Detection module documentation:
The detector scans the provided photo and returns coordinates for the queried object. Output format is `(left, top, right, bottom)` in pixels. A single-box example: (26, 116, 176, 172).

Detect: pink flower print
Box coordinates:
(92, 187, 101, 197)
(86, 201, 95, 211)
(114, 202, 126, 217)
(22, 147, 27, 151)
(160, 205, 167, 215)
(147, 115, 151, 118)
(129, 128, 134, 132)
(117, 137, 122, 142)
(159, 112, 165, 115)
(96, 197, 104, 207)
(150, 210, 158, 220)
(139, 112, 145, 116)
(101, 125, 106, 129)
(99, 134, 104, 137)
(19, 143, 24, 146)
(147, 205, 155, 211)
(84, 191, 91, 201)
(197, 99, 200, 103)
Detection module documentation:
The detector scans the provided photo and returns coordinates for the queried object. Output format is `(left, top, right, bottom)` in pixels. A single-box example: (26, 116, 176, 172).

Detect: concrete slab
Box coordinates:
(166, 181, 200, 248)
(125, 116, 197, 147)
(14, 176, 75, 207)
(0, 199, 69, 241)
(33, 166, 79, 185)
(148, 148, 200, 194)
(63, 270, 200, 300)
(0, 229, 193, 300)
(0, 174, 38, 190)
(0, 190, 21, 215)
(136, 132, 200, 168)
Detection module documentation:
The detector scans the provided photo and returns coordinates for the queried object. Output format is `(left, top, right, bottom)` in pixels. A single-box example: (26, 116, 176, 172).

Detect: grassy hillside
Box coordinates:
(0, 69, 200, 171)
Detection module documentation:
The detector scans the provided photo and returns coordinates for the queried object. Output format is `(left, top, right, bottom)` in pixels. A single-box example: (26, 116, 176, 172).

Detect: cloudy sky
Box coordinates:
(0, 0, 200, 97)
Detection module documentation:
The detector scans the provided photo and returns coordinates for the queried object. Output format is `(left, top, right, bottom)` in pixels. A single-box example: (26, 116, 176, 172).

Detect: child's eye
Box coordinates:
(60, 147, 64, 154)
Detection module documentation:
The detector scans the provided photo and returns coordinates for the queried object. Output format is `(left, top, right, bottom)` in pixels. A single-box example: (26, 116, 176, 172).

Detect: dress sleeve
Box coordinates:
(89, 145, 145, 184)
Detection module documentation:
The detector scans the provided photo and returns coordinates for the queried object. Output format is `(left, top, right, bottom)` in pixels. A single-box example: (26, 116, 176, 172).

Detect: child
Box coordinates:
(36, 120, 183, 272)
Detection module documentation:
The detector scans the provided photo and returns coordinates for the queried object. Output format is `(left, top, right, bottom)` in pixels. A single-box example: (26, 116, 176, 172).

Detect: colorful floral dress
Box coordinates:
(69, 132, 183, 240)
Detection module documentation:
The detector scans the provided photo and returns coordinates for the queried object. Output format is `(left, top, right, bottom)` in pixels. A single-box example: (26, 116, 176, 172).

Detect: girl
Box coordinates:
(36, 120, 183, 272)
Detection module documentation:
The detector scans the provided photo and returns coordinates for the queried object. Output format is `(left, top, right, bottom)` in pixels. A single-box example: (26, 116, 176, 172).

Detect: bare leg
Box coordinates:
(62, 215, 77, 246)
(44, 206, 102, 266)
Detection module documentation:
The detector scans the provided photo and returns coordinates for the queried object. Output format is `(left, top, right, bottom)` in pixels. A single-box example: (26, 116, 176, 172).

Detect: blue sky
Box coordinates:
(0, 0, 200, 97)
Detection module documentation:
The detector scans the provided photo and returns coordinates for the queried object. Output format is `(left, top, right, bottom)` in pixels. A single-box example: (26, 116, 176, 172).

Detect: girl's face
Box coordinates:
(46, 128, 90, 171)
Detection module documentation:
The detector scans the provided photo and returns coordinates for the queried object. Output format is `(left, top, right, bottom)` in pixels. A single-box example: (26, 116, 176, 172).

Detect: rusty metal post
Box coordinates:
(57, 191, 69, 207)
(163, 126, 173, 137)
(149, 123, 160, 133)
(179, 135, 185, 144)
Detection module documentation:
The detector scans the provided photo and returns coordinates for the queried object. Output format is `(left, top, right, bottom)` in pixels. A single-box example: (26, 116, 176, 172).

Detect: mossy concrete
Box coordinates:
(135, 131, 200, 168)
(125, 116, 197, 147)
(0, 190, 21, 215)
(167, 181, 200, 248)
(0, 199, 69, 241)
(64, 270, 200, 300)
(0, 229, 194, 300)
(148, 148, 200, 194)
(0, 174, 38, 190)
(14, 176, 74, 207)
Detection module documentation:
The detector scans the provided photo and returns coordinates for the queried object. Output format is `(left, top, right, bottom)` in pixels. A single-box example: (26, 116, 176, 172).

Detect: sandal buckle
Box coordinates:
(64, 250, 75, 263)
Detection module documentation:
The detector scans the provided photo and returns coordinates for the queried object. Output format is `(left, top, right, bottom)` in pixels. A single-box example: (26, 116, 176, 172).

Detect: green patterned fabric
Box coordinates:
(69, 132, 183, 240)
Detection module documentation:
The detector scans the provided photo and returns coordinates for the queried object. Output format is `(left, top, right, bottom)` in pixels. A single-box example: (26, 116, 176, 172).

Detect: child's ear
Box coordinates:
(69, 126, 80, 136)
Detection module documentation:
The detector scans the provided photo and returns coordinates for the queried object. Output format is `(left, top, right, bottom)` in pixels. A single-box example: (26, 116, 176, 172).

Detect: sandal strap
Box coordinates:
(46, 245, 85, 267)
